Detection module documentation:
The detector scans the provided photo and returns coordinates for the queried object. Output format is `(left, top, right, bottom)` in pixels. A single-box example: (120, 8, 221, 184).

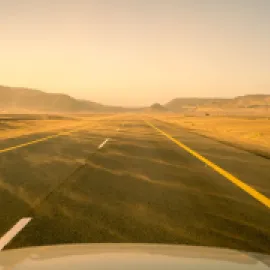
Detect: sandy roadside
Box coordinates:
(156, 115, 270, 159)
(0, 119, 85, 140)
(0, 113, 124, 141)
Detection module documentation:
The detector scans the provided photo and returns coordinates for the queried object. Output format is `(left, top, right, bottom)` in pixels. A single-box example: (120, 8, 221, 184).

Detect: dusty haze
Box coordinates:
(1, 0, 270, 106)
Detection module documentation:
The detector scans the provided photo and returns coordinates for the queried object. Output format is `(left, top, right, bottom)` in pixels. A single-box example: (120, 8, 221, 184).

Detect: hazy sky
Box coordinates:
(1, 0, 270, 106)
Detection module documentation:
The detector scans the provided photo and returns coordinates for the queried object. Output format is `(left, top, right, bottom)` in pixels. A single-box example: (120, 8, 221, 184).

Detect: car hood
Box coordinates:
(0, 244, 269, 269)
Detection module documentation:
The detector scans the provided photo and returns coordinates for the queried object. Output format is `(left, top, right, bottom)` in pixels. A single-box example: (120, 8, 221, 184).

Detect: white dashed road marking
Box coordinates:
(0, 217, 32, 251)
(98, 138, 110, 149)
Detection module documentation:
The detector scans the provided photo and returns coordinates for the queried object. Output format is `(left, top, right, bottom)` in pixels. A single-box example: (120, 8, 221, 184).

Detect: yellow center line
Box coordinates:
(144, 119, 270, 209)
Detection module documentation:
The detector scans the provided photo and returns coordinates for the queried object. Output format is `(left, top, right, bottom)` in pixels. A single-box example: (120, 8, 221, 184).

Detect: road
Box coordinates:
(0, 115, 269, 254)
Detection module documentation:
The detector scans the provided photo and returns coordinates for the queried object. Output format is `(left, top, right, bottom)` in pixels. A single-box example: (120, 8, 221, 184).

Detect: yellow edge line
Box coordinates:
(144, 119, 270, 209)
(0, 125, 86, 154)
(0, 114, 120, 154)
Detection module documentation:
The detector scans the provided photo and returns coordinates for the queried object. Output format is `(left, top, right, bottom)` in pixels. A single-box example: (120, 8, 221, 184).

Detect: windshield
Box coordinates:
(0, 0, 270, 257)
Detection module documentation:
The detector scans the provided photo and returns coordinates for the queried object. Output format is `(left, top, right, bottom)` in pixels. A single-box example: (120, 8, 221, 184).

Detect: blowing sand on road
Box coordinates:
(1, 2, 270, 267)
(0, 114, 269, 254)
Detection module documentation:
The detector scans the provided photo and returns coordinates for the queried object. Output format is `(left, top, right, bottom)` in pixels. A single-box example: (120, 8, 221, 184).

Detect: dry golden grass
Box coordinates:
(0, 114, 121, 140)
(156, 114, 270, 156)
(0, 119, 83, 140)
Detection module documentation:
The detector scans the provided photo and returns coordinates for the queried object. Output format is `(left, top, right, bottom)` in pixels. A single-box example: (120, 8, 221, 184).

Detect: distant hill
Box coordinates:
(148, 103, 168, 112)
(165, 95, 270, 112)
(0, 85, 125, 113)
(223, 95, 270, 108)
(1, 85, 269, 114)
(165, 98, 227, 112)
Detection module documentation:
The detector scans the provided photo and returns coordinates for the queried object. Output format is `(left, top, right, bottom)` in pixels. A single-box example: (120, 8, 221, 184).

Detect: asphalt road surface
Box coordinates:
(0, 115, 269, 254)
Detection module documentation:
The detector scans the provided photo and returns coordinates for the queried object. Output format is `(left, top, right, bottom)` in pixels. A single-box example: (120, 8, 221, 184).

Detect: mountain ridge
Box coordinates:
(0, 85, 125, 113)
(165, 95, 270, 112)
(1, 84, 269, 113)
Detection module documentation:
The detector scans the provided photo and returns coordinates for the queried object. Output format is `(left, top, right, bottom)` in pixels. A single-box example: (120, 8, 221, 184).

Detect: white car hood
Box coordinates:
(0, 244, 269, 269)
